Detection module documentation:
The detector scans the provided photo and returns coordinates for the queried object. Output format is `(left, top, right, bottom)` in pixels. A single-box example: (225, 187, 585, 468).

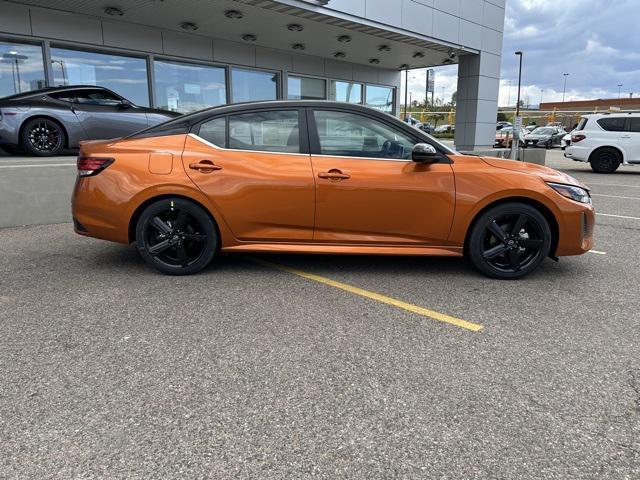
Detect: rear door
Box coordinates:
(69, 88, 149, 139)
(307, 108, 455, 245)
(182, 108, 316, 241)
(621, 117, 640, 162)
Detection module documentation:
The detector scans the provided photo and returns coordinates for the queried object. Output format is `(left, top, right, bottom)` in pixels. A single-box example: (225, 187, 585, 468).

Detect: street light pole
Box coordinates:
(512, 51, 523, 161)
(403, 68, 408, 120)
(562, 73, 569, 102)
(507, 80, 512, 108)
(617, 84, 623, 99)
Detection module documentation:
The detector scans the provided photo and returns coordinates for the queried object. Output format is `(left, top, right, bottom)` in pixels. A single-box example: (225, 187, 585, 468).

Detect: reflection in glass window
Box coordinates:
(313, 110, 415, 159)
(365, 85, 394, 113)
(199, 117, 226, 147)
(154, 60, 226, 113)
(50, 47, 149, 106)
(229, 110, 299, 153)
(287, 75, 325, 100)
(0, 41, 46, 98)
(232, 68, 278, 103)
(330, 80, 362, 104)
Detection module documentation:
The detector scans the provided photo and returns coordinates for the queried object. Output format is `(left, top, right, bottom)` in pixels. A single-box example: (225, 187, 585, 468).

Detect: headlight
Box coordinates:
(546, 182, 592, 204)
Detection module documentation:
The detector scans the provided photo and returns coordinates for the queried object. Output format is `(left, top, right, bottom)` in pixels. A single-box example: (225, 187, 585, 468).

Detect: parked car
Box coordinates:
(404, 116, 424, 130)
(546, 122, 565, 128)
(496, 121, 512, 130)
(419, 122, 434, 134)
(494, 127, 526, 148)
(523, 127, 566, 149)
(72, 101, 594, 280)
(565, 113, 640, 173)
(434, 124, 454, 133)
(0, 85, 180, 156)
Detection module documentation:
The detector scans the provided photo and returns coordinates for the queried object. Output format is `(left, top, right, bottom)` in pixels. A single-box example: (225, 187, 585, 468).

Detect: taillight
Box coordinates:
(77, 157, 114, 177)
(571, 134, 586, 143)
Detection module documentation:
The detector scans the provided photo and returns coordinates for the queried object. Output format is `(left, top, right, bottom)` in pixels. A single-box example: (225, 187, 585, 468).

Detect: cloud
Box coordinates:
(402, 0, 639, 107)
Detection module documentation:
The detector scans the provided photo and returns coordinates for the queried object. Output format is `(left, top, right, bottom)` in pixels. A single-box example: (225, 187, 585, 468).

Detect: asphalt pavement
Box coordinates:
(0, 149, 639, 479)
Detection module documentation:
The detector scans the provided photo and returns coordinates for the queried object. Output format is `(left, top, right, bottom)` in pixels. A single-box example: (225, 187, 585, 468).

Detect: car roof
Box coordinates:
(1, 85, 113, 101)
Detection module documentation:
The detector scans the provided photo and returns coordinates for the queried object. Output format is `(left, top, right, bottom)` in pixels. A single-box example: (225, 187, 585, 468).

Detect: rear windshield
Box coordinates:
(575, 118, 588, 131)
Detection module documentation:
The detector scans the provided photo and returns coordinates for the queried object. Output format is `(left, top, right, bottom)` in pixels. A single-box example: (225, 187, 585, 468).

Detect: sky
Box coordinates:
(402, 0, 640, 108)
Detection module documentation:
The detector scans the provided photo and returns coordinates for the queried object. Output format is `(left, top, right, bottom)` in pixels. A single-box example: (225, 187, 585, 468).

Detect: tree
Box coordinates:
(450, 91, 457, 106)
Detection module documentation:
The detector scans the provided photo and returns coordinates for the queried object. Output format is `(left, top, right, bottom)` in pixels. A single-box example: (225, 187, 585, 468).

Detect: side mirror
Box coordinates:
(118, 100, 133, 109)
(412, 143, 439, 163)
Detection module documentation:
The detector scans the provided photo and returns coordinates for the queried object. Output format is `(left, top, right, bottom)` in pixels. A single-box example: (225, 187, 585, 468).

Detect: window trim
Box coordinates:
(306, 106, 450, 163)
(191, 107, 309, 155)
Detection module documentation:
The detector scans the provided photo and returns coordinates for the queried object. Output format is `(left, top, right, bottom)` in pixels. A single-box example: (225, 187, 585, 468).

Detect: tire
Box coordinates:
(135, 198, 217, 275)
(20, 117, 66, 156)
(468, 202, 552, 280)
(589, 147, 621, 173)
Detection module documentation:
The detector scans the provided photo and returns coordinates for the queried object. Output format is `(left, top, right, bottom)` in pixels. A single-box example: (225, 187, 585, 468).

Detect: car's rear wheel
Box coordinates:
(468, 203, 552, 279)
(20, 118, 66, 156)
(135, 198, 217, 275)
(589, 147, 621, 173)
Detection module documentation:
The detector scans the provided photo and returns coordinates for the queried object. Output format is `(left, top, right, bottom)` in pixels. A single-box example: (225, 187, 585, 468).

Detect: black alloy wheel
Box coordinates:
(21, 118, 65, 156)
(136, 198, 217, 275)
(589, 147, 621, 173)
(468, 203, 551, 279)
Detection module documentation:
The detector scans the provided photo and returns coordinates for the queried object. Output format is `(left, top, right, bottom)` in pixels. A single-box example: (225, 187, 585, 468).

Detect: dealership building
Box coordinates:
(0, 0, 505, 150)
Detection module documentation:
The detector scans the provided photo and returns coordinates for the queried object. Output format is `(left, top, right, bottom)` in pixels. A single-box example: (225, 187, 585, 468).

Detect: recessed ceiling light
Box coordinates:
(337, 35, 352, 43)
(287, 23, 304, 32)
(241, 34, 257, 42)
(378, 45, 391, 52)
(291, 43, 306, 50)
(369, 58, 380, 65)
(180, 22, 198, 31)
(412, 51, 425, 58)
(224, 9, 243, 19)
(333, 51, 346, 58)
(104, 6, 123, 16)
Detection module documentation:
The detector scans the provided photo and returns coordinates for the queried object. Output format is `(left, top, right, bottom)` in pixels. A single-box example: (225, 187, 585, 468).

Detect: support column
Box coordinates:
(454, 52, 501, 151)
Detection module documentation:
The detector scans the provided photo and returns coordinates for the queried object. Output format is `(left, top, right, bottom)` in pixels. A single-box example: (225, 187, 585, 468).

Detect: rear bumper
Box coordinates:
(565, 145, 589, 162)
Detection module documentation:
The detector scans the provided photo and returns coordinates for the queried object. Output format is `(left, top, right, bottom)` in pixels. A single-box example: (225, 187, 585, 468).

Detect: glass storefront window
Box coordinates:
(0, 41, 46, 98)
(287, 75, 326, 100)
(365, 85, 394, 113)
(50, 47, 149, 106)
(330, 80, 362, 104)
(154, 60, 226, 113)
(232, 68, 278, 103)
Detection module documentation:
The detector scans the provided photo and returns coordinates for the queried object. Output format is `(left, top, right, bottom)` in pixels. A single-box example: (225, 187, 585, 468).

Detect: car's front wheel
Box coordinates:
(468, 203, 552, 279)
(589, 147, 621, 173)
(20, 118, 66, 156)
(135, 198, 217, 275)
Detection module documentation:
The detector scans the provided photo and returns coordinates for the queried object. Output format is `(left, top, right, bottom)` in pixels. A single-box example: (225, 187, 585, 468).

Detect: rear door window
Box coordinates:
(629, 117, 640, 133)
(228, 110, 300, 153)
(597, 117, 626, 132)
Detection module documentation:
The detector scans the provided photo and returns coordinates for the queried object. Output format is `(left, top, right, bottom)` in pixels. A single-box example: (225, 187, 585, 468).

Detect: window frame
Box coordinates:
(329, 79, 364, 104)
(596, 116, 628, 132)
(191, 107, 309, 155)
(305, 106, 450, 163)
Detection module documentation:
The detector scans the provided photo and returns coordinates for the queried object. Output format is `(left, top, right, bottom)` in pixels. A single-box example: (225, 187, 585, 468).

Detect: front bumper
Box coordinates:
(555, 202, 595, 256)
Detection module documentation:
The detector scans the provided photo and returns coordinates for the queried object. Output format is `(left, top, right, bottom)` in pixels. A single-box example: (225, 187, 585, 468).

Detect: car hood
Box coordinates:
(480, 156, 588, 189)
(524, 134, 551, 140)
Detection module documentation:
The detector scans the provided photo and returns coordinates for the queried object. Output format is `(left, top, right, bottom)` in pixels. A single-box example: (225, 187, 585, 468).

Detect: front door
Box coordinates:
(182, 109, 315, 241)
(70, 88, 149, 139)
(308, 108, 455, 245)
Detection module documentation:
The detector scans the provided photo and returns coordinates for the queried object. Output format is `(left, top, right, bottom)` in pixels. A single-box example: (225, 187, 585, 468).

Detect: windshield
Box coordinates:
(532, 128, 554, 135)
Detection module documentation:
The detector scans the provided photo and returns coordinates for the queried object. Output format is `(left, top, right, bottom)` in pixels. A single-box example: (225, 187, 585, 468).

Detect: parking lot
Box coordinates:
(1, 149, 639, 478)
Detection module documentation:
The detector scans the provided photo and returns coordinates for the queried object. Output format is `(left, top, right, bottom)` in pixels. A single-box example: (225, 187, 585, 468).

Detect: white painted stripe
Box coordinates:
(597, 212, 640, 220)
(588, 182, 640, 189)
(592, 193, 640, 200)
(0, 163, 75, 168)
(589, 250, 607, 255)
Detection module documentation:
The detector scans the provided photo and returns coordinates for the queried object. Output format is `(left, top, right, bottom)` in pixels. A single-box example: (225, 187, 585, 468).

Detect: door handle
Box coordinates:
(621, 135, 631, 139)
(318, 169, 350, 180)
(189, 160, 222, 172)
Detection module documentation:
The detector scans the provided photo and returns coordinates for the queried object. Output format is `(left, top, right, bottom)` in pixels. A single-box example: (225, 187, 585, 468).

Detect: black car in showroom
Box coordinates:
(0, 85, 180, 156)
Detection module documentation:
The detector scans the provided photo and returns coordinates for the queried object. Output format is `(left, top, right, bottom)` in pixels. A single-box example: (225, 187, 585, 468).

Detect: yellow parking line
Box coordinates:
(248, 258, 483, 332)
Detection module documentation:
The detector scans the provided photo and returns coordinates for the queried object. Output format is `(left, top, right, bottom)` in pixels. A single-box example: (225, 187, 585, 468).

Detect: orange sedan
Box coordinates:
(72, 101, 594, 279)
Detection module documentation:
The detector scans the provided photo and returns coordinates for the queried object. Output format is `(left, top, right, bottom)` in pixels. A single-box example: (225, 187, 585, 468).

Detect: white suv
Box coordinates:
(565, 113, 640, 173)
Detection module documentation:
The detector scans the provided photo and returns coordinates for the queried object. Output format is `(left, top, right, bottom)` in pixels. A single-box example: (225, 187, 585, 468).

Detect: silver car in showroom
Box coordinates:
(0, 85, 180, 156)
